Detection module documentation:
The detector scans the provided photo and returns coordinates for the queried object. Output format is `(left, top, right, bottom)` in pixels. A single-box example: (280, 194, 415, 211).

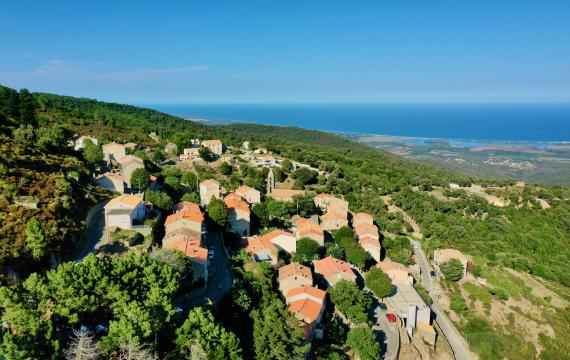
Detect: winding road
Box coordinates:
(411, 239, 476, 360)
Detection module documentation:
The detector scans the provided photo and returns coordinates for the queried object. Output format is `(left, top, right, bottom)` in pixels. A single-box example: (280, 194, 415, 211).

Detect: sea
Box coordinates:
(145, 103, 570, 147)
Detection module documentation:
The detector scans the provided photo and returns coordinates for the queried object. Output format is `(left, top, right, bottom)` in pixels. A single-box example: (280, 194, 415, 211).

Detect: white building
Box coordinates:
(74, 135, 98, 151)
(104, 195, 146, 229)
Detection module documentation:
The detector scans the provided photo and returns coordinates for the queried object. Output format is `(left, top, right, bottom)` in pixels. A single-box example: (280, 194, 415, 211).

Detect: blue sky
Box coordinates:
(1, 0, 569, 103)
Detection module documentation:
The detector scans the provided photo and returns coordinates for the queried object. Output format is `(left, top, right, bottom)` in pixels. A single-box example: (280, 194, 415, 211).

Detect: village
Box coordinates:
(74, 134, 473, 360)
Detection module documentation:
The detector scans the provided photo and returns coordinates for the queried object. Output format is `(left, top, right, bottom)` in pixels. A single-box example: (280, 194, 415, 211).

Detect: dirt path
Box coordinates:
(382, 195, 424, 239)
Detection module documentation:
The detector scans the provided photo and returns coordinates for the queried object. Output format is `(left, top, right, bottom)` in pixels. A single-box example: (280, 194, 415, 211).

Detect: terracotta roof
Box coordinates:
(295, 218, 324, 237)
(245, 236, 278, 257)
(261, 229, 295, 242)
(320, 210, 348, 223)
(102, 142, 125, 148)
(359, 236, 381, 248)
(163, 229, 201, 247)
(200, 179, 219, 187)
(105, 195, 143, 209)
(353, 212, 374, 224)
(269, 189, 305, 199)
(377, 261, 408, 273)
(312, 256, 356, 279)
(314, 193, 336, 200)
(278, 262, 312, 281)
(149, 175, 158, 181)
(164, 238, 207, 265)
(224, 195, 250, 214)
(355, 223, 379, 237)
(202, 139, 222, 146)
(285, 286, 326, 301)
(120, 155, 144, 167)
(95, 172, 123, 180)
(173, 201, 201, 213)
(164, 206, 204, 225)
(236, 185, 258, 195)
(288, 298, 324, 324)
(224, 192, 245, 202)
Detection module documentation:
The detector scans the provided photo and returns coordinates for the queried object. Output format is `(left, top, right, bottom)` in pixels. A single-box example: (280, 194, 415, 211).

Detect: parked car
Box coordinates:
(386, 313, 397, 323)
(208, 250, 215, 260)
(430, 270, 437, 278)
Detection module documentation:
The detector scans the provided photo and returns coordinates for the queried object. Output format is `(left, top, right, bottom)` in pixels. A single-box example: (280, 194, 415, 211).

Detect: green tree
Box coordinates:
(82, 139, 103, 165)
(290, 167, 318, 187)
(25, 218, 46, 260)
(365, 267, 393, 299)
(181, 192, 200, 203)
(252, 297, 308, 360)
(181, 171, 198, 190)
(208, 198, 228, 228)
(164, 176, 181, 192)
(36, 124, 72, 151)
(440, 258, 465, 281)
(450, 293, 468, 314)
(328, 280, 370, 324)
(220, 161, 233, 175)
(175, 307, 242, 359)
(295, 237, 321, 261)
(199, 146, 215, 162)
(346, 326, 381, 360)
(252, 203, 270, 229)
(130, 168, 150, 192)
(145, 190, 173, 210)
(13, 125, 35, 144)
(280, 159, 293, 173)
(292, 194, 314, 217)
(266, 199, 290, 218)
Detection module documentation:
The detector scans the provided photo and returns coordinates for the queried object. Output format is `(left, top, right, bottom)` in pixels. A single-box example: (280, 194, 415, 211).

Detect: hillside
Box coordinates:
(1, 85, 570, 359)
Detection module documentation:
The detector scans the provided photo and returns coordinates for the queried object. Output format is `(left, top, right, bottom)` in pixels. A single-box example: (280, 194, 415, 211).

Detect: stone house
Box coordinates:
(312, 256, 356, 287)
(235, 185, 261, 204)
(199, 179, 220, 206)
(94, 172, 125, 194)
(224, 193, 251, 236)
(120, 155, 145, 189)
(102, 142, 126, 163)
(278, 262, 313, 296)
(201, 139, 224, 156)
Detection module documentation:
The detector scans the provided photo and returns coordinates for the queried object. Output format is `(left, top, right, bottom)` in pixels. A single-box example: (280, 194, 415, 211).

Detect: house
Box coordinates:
(434, 248, 468, 278)
(235, 185, 261, 204)
(224, 194, 251, 236)
(354, 223, 381, 262)
(285, 286, 327, 325)
(352, 212, 374, 227)
(201, 139, 224, 156)
(278, 262, 313, 296)
(74, 135, 98, 151)
(250, 155, 278, 168)
(377, 261, 413, 285)
(199, 179, 220, 206)
(164, 202, 205, 235)
(242, 141, 251, 150)
(294, 217, 325, 246)
(313, 194, 349, 213)
(163, 202, 208, 280)
(94, 172, 125, 194)
(268, 189, 306, 202)
(120, 155, 145, 189)
(262, 229, 297, 254)
(102, 142, 127, 163)
(104, 195, 145, 229)
(244, 236, 279, 265)
(180, 147, 200, 162)
(320, 210, 348, 231)
(312, 256, 356, 287)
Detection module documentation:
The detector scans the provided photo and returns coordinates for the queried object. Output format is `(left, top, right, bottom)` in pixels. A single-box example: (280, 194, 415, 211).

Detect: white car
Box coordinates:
(208, 250, 214, 260)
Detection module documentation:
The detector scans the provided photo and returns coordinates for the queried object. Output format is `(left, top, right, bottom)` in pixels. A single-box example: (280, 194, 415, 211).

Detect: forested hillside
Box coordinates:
(1, 85, 570, 359)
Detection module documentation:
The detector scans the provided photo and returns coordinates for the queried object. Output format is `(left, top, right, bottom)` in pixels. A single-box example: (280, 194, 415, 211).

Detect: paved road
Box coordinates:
(75, 199, 109, 261)
(351, 266, 399, 360)
(410, 240, 475, 360)
(178, 230, 233, 308)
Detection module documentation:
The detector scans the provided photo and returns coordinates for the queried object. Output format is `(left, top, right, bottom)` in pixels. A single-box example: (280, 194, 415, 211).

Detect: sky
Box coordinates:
(1, 0, 570, 104)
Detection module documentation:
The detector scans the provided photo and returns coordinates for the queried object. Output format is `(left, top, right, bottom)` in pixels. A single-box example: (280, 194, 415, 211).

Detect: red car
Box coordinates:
(386, 313, 397, 323)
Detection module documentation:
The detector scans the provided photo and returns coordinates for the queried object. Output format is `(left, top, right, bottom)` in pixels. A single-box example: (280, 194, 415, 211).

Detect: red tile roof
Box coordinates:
(278, 262, 312, 281)
(260, 229, 295, 242)
(320, 210, 348, 223)
(288, 298, 324, 324)
(285, 285, 326, 301)
(295, 218, 324, 237)
(164, 205, 204, 225)
(313, 256, 356, 279)
(224, 194, 250, 214)
(244, 236, 279, 258)
(352, 212, 374, 224)
(163, 237, 207, 265)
